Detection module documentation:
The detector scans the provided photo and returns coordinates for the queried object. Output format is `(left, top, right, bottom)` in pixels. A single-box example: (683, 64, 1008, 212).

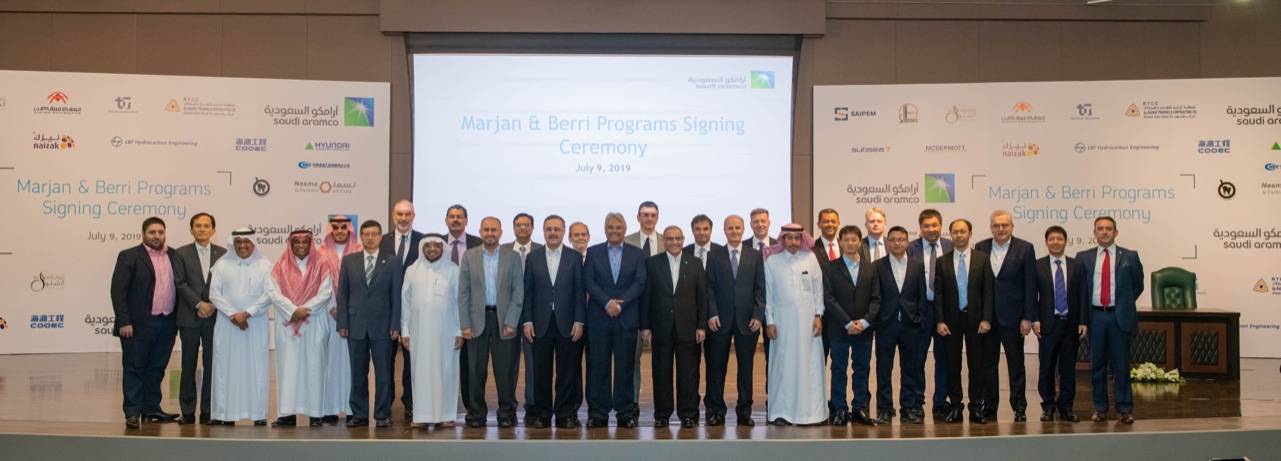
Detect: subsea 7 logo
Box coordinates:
(751, 71, 775, 89)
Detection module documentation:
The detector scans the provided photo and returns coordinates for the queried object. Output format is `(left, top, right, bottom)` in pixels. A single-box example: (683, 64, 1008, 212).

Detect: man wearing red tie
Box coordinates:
(813, 209, 842, 267)
(1075, 216, 1143, 424)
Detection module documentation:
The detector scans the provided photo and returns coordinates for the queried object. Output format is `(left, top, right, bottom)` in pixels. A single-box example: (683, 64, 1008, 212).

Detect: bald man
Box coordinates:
(380, 199, 424, 418)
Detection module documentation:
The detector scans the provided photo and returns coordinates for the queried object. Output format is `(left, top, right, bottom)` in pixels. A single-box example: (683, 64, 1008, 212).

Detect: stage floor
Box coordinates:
(0, 349, 1277, 440)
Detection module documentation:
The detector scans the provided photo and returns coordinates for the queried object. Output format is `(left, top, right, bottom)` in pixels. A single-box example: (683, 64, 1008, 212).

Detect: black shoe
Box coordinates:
(466, 419, 485, 428)
(654, 418, 669, 428)
(309, 418, 325, 427)
(932, 407, 950, 421)
(943, 407, 964, 424)
(1041, 409, 1056, 422)
(1059, 412, 1080, 422)
(556, 417, 580, 429)
(969, 412, 987, 425)
(199, 414, 212, 425)
(586, 418, 608, 428)
(769, 418, 792, 426)
(347, 417, 368, 427)
(497, 417, 515, 428)
(1091, 411, 1107, 422)
(145, 412, 178, 423)
(1119, 412, 1135, 424)
(619, 417, 637, 428)
(901, 413, 923, 425)
(706, 414, 724, 426)
(322, 415, 339, 425)
(154, 410, 180, 420)
(851, 409, 876, 426)
(874, 409, 895, 425)
(180, 414, 196, 425)
(737, 414, 755, 426)
(530, 417, 549, 429)
(404, 407, 413, 419)
(680, 417, 696, 429)
(376, 418, 391, 428)
(829, 410, 848, 425)
(253, 419, 267, 426)
(125, 415, 141, 429)
(1013, 410, 1027, 422)
(271, 415, 297, 427)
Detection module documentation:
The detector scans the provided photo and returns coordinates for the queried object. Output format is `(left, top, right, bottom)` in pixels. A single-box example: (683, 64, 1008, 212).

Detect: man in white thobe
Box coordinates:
(267, 229, 335, 427)
(763, 223, 828, 426)
(317, 214, 359, 424)
(208, 228, 273, 426)
(400, 234, 463, 428)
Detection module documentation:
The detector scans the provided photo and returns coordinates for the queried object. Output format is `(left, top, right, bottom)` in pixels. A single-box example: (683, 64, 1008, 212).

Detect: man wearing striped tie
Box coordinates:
(336, 220, 403, 428)
(1032, 225, 1086, 423)
(501, 212, 543, 425)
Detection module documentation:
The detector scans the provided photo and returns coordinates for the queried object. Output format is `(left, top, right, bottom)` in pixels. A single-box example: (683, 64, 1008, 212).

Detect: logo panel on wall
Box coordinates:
(252, 177, 271, 197)
(924, 173, 955, 203)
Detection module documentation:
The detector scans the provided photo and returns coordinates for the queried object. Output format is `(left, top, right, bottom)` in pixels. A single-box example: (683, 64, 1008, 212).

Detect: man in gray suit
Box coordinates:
(460, 216, 525, 428)
(173, 212, 225, 425)
(623, 201, 661, 412)
(501, 213, 544, 424)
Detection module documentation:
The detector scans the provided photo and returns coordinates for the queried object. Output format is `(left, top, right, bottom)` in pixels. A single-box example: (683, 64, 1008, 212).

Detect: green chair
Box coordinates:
(1151, 267, 1197, 310)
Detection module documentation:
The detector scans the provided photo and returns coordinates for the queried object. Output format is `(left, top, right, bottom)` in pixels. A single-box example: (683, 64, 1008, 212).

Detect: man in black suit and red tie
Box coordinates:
(1032, 225, 1086, 422)
(1077, 216, 1143, 424)
(110, 216, 182, 429)
(933, 218, 995, 424)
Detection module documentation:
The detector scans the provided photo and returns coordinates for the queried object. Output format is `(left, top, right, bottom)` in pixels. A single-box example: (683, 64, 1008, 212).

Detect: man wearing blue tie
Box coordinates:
(1076, 216, 1143, 424)
(907, 209, 954, 421)
(585, 212, 648, 428)
(1032, 226, 1086, 422)
(933, 219, 995, 424)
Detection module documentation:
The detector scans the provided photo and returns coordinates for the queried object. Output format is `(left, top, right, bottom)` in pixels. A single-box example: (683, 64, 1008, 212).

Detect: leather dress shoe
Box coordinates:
(271, 415, 297, 427)
(851, 409, 876, 426)
(1059, 412, 1080, 423)
(654, 418, 669, 428)
(557, 417, 580, 429)
(347, 417, 368, 427)
(1040, 409, 1056, 422)
(900, 412, 923, 424)
(322, 415, 339, 425)
(253, 419, 267, 426)
(1119, 412, 1135, 424)
(969, 412, 987, 424)
(829, 410, 848, 426)
(497, 416, 516, 428)
(943, 406, 964, 424)
(530, 417, 550, 429)
(180, 414, 196, 425)
(375, 418, 391, 428)
(1013, 409, 1027, 422)
(874, 409, 895, 425)
(680, 417, 696, 429)
(586, 418, 608, 428)
(199, 414, 212, 425)
(1091, 411, 1107, 422)
(769, 418, 792, 426)
(309, 418, 325, 427)
(145, 412, 178, 423)
(618, 417, 638, 428)
(737, 415, 755, 426)
(125, 415, 141, 429)
(706, 414, 724, 426)
(466, 419, 485, 428)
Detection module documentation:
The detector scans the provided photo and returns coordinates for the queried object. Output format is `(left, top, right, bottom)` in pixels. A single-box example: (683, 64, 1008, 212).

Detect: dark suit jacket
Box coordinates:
(1033, 255, 1085, 330)
(823, 256, 881, 338)
(381, 230, 425, 271)
(908, 237, 954, 307)
(109, 244, 180, 337)
(705, 244, 765, 335)
(934, 250, 995, 328)
(812, 236, 839, 269)
(974, 237, 1038, 327)
(522, 246, 586, 337)
(874, 255, 927, 326)
(583, 242, 648, 329)
(173, 242, 226, 328)
(642, 252, 708, 343)
(1075, 246, 1144, 333)
(336, 250, 403, 340)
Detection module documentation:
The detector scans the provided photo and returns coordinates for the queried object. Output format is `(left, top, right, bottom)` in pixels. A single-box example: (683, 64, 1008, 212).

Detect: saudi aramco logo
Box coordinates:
(750, 71, 774, 89)
(924, 174, 956, 203)
(344, 97, 374, 127)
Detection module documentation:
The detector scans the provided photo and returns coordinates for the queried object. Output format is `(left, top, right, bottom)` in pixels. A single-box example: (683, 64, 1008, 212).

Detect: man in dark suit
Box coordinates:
(173, 212, 225, 425)
(583, 212, 648, 428)
(745, 208, 775, 255)
(110, 216, 181, 429)
(861, 208, 889, 262)
(1033, 225, 1086, 422)
(933, 218, 995, 424)
(459, 217, 525, 428)
(522, 215, 585, 429)
(641, 226, 708, 429)
(336, 220, 403, 428)
(704, 214, 765, 426)
(443, 204, 482, 415)
(906, 209, 954, 420)
(1076, 216, 1143, 424)
(381, 200, 423, 418)
(503, 212, 544, 424)
(823, 225, 881, 426)
(685, 214, 722, 271)
(873, 226, 927, 424)
(973, 210, 1037, 422)
(812, 208, 841, 267)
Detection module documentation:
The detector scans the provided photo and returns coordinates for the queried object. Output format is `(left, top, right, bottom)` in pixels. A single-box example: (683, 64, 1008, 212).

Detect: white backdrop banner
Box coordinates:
(0, 70, 389, 354)
(814, 78, 1281, 358)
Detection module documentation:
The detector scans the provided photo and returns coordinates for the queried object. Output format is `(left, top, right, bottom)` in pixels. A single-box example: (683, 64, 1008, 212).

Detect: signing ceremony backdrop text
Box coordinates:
(814, 77, 1281, 358)
(1, 70, 390, 354)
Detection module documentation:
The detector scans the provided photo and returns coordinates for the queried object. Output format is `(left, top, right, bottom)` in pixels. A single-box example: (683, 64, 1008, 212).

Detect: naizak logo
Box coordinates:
(750, 71, 775, 89)
(32, 132, 74, 150)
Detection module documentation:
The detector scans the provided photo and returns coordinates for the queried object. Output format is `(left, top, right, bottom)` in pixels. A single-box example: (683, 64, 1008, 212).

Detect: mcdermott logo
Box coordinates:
(750, 71, 774, 89)
(924, 173, 955, 203)
(344, 97, 375, 127)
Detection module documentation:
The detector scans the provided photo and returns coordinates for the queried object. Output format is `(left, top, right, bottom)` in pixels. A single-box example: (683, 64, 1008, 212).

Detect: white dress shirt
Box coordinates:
(1091, 244, 1118, 307)
(990, 238, 1010, 275)
(667, 252, 682, 293)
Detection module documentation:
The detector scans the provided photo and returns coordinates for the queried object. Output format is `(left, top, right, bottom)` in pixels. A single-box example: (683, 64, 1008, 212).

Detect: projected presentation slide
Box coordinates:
(412, 53, 794, 242)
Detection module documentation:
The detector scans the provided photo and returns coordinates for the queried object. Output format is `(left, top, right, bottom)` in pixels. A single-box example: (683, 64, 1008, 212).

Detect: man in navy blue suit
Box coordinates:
(1076, 216, 1143, 424)
(973, 210, 1037, 422)
(583, 212, 648, 428)
(873, 226, 927, 425)
(906, 209, 953, 421)
(521, 215, 586, 429)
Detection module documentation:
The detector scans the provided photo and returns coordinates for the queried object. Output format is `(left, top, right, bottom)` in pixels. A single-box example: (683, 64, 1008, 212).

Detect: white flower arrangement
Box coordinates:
(1130, 362, 1186, 384)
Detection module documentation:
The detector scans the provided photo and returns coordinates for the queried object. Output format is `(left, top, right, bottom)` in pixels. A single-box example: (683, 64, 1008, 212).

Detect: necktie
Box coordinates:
(643, 236, 652, 255)
(365, 254, 375, 285)
(731, 249, 740, 280)
(757, 241, 765, 253)
(1054, 259, 1068, 315)
(519, 246, 527, 267)
(198, 246, 210, 281)
(828, 241, 837, 261)
(957, 251, 968, 311)
(698, 247, 706, 267)
(397, 234, 407, 262)
(927, 243, 938, 292)
(1100, 249, 1112, 306)
(451, 240, 462, 265)
(872, 241, 882, 260)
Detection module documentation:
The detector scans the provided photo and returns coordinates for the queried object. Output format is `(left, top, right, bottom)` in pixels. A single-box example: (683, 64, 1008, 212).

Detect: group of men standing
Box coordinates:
(110, 200, 1143, 430)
